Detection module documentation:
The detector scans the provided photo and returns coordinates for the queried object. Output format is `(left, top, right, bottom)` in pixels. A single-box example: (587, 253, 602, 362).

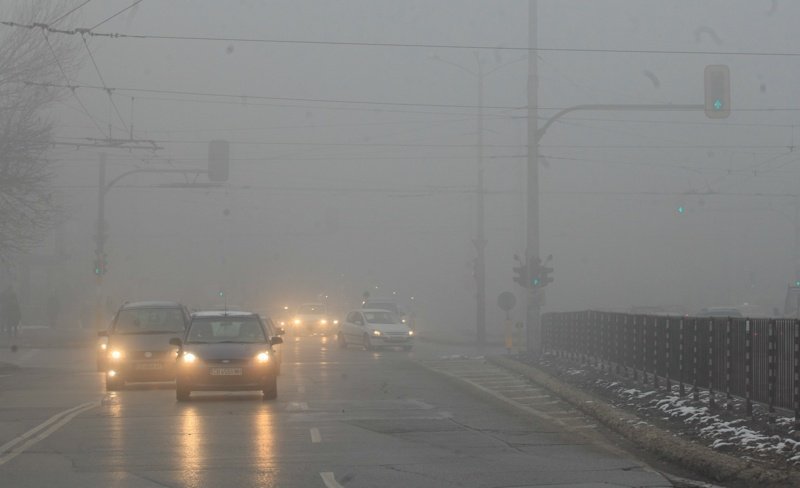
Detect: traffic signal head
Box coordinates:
(513, 264, 528, 287)
(704, 65, 730, 119)
(794, 280, 800, 288)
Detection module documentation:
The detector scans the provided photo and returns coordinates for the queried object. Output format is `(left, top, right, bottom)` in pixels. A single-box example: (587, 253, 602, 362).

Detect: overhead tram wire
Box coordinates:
(4, 20, 800, 58)
(49, 0, 94, 26)
(81, 35, 129, 133)
(41, 31, 106, 138)
(88, 0, 145, 31)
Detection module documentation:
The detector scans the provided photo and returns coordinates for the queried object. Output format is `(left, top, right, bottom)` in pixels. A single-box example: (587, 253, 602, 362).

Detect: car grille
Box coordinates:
(204, 358, 250, 366)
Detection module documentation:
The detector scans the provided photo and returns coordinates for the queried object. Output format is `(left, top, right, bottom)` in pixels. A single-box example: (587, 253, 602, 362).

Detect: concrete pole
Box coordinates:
(94, 153, 106, 329)
(475, 57, 487, 346)
(526, 0, 542, 356)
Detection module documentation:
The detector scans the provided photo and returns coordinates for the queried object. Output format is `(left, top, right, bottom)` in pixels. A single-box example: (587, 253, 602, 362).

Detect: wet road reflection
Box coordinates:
(179, 406, 204, 488)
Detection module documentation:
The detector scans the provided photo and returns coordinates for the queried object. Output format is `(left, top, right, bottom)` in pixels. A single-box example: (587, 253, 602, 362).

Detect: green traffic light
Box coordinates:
(219, 291, 224, 297)
(532, 278, 540, 286)
(677, 206, 685, 214)
(713, 99, 723, 111)
(795, 280, 800, 287)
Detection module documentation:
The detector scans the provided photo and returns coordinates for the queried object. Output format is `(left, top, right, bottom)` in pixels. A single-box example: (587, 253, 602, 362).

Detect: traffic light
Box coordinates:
(540, 265, 554, 286)
(513, 263, 528, 287)
(94, 258, 102, 276)
(208, 140, 230, 182)
(704, 65, 730, 119)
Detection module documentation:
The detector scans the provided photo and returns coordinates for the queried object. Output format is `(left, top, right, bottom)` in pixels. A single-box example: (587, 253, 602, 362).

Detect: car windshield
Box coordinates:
(186, 317, 266, 343)
(113, 308, 185, 334)
(299, 304, 325, 314)
(366, 303, 399, 314)
(363, 311, 397, 324)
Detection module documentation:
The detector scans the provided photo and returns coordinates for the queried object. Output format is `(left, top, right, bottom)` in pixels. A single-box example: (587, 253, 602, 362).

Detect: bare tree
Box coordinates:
(0, 1, 81, 261)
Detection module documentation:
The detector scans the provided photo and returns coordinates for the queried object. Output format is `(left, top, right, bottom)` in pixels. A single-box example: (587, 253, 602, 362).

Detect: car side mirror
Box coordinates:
(97, 330, 108, 337)
(270, 336, 283, 345)
(169, 337, 182, 347)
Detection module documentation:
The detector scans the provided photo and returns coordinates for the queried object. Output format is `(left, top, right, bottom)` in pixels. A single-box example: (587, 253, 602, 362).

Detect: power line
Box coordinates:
(22, 80, 521, 110)
(89, 0, 144, 31)
(40, 30, 106, 137)
(81, 35, 129, 133)
(5, 20, 800, 58)
(50, 0, 94, 26)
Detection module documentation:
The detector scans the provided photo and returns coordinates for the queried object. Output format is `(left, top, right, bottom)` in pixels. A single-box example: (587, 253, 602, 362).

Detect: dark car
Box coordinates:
(171, 311, 283, 401)
(99, 301, 190, 391)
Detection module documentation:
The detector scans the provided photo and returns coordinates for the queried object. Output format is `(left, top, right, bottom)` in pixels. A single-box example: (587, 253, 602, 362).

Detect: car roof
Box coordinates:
(120, 301, 184, 310)
(191, 310, 258, 318)
(355, 308, 398, 313)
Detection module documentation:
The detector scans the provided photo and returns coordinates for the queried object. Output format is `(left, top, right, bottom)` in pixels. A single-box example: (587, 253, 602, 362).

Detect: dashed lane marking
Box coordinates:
(320, 472, 344, 488)
(310, 427, 321, 443)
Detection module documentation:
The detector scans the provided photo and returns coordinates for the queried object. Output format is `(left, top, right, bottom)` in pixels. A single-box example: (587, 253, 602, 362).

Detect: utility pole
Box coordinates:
(475, 59, 487, 346)
(526, 0, 541, 356)
(94, 153, 107, 329)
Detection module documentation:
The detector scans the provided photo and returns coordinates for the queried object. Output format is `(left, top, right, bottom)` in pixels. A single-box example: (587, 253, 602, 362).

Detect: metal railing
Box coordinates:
(542, 311, 800, 420)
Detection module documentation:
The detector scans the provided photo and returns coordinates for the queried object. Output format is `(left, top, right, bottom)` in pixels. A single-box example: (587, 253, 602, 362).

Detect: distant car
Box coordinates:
(337, 309, 414, 351)
(362, 299, 409, 326)
(172, 311, 283, 401)
(99, 301, 191, 391)
(696, 307, 743, 318)
(291, 303, 337, 335)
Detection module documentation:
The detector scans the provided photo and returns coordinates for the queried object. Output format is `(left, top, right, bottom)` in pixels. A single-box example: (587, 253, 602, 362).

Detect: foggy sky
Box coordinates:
(11, 0, 800, 332)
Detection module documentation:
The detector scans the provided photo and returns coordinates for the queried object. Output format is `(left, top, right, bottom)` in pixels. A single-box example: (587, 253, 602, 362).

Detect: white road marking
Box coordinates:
(320, 472, 344, 488)
(286, 401, 309, 411)
(0, 401, 98, 466)
(310, 427, 321, 443)
(407, 399, 435, 409)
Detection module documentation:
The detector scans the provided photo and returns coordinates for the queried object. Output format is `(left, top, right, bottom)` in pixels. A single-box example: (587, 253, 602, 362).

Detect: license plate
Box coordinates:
(134, 362, 163, 370)
(210, 367, 242, 376)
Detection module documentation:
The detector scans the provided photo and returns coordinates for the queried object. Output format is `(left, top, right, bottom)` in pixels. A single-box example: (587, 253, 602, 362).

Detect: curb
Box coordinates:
(487, 355, 800, 487)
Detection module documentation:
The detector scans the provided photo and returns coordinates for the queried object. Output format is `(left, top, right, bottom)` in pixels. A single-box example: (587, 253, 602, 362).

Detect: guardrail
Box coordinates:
(542, 311, 800, 420)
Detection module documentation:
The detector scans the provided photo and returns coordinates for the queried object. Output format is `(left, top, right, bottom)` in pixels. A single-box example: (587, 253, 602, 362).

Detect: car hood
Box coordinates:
(368, 323, 412, 334)
(183, 343, 269, 360)
(109, 332, 181, 352)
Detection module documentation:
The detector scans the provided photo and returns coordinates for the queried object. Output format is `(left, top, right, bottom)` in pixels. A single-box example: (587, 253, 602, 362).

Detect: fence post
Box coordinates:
(745, 319, 753, 418)
(665, 317, 671, 392)
(653, 316, 660, 390)
(708, 318, 715, 409)
(794, 319, 799, 426)
(768, 319, 776, 423)
(643, 316, 649, 386)
(692, 318, 700, 402)
(725, 317, 733, 411)
(633, 316, 639, 382)
(615, 315, 622, 375)
(679, 316, 685, 397)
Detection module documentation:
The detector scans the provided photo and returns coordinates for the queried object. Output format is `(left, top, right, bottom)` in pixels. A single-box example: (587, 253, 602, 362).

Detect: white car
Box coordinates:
(337, 309, 414, 351)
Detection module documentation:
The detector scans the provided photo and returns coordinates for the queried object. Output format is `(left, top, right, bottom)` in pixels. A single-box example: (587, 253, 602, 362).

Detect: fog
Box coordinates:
(5, 0, 799, 338)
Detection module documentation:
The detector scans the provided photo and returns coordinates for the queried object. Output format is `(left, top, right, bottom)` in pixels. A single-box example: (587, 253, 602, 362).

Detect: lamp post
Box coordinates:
(431, 51, 525, 346)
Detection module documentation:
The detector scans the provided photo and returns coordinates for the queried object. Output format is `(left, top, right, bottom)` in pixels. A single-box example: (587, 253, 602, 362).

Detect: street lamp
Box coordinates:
(429, 50, 525, 345)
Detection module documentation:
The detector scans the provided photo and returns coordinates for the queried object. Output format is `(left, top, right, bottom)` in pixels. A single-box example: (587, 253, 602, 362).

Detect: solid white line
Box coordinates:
(310, 427, 321, 443)
(320, 472, 344, 488)
(0, 401, 98, 466)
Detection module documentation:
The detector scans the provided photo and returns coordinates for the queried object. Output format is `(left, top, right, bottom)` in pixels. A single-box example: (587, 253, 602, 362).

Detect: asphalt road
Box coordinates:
(0, 336, 674, 488)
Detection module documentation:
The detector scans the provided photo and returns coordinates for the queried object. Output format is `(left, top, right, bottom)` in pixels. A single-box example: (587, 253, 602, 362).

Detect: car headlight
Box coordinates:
(372, 330, 382, 336)
(99, 343, 108, 350)
(182, 352, 197, 364)
(109, 350, 124, 360)
(333, 319, 339, 325)
(401, 318, 407, 324)
(294, 319, 301, 325)
(256, 351, 270, 363)
(279, 321, 286, 326)
(320, 319, 328, 325)
(408, 330, 414, 336)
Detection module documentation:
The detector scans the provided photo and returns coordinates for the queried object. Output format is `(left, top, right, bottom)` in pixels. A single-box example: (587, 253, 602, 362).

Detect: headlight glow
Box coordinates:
(408, 330, 414, 336)
(182, 352, 197, 363)
(401, 318, 407, 323)
(294, 319, 301, 325)
(333, 319, 339, 325)
(109, 350, 123, 360)
(99, 343, 108, 350)
(320, 319, 328, 325)
(372, 330, 382, 336)
(107, 369, 117, 377)
(256, 352, 270, 362)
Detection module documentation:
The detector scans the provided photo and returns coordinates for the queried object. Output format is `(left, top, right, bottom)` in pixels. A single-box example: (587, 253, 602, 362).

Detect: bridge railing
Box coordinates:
(542, 311, 800, 419)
